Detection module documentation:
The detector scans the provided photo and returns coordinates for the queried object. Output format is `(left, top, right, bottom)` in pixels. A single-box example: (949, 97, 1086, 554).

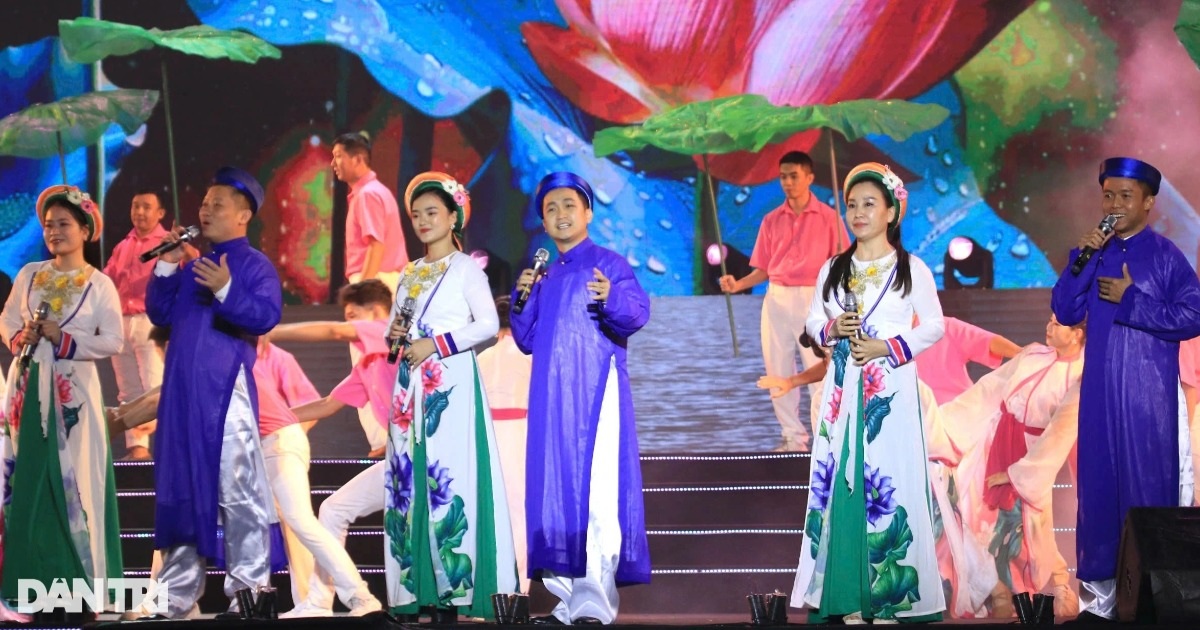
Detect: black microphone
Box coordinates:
(1070, 213, 1123, 276)
(18, 301, 51, 368)
(140, 225, 200, 263)
(386, 297, 418, 365)
(514, 248, 550, 315)
(843, 290, 861, 339)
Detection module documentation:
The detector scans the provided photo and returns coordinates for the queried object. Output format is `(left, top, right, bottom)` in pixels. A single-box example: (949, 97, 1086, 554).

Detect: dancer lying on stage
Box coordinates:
(925, 314, 1084, 619)
(511, 171, 652, 626)
(133, 167, 281, 620)
(792, 162, 946, 624)
(1, 185, 123, 620)
(1051, 157, 1200, 621)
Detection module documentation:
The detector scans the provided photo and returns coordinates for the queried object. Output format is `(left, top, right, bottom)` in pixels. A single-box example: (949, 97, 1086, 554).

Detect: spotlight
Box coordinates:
(943, 236, 993, 289)
(469, 249, 489, 270)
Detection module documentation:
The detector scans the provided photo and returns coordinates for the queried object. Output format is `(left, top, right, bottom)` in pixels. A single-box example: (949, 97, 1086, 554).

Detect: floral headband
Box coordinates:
(843, 162, 908, 226)
(404, 171, 473, 244)
(36, 184, 103, 242)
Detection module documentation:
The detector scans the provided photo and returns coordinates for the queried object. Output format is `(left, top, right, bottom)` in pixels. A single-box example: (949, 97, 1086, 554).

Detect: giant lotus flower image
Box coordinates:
(522, 0, 1032, 185)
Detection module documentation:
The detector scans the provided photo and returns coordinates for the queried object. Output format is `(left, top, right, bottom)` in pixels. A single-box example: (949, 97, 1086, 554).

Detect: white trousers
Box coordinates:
(304, 460, 385, 609)
(761, 283, 821, 447)
(494, 418, 530, 593)
(146, 369, 272, 617)
(542, 359, 622, 624)
(111, 313, 163, 449)
(262, 424, 372, 608)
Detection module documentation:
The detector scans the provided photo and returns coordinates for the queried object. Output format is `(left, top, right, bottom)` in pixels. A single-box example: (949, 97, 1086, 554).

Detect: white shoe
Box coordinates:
(844, 611, 867, 625)
(347, 595, 383, 617)
(874, 618, 899, 624)
(280, 602, 334, 619)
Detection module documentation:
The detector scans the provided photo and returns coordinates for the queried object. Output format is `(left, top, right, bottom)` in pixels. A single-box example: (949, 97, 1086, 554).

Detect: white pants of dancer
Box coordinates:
(493, 416, 530, 593)
(762, 283, 821, 448)
(304, 460, 385, 609)
(111, 313, 162, 449)
(542, 359, 623, 624)
(263, 423, 373, 607)
(143, 369, 272, 617)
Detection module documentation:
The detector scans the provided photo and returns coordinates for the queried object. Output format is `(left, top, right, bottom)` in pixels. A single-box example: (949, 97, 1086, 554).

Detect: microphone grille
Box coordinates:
(534, 248, 550, 264)
(183, 225, 201, 239)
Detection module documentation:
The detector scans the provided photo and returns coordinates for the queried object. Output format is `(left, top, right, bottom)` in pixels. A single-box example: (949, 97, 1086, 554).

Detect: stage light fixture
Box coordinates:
(943, 236, 993, 289)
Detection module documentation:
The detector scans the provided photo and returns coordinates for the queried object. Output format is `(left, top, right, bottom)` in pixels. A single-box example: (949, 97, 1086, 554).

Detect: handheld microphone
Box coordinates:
(514, 248, 550, 315)
(1070, 213, 1123, 276)
(18, 301, 51, 368)
(843, 291, 862, 340)
(140, 226, 200, 263)
(386, 297, 418, 365)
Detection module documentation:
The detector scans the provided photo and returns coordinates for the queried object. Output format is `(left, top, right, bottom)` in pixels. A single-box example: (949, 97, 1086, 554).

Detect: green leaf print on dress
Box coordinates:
(424, 387, 455, 438)
(435, 496, 474, 603)
(866, 506, 922, 619)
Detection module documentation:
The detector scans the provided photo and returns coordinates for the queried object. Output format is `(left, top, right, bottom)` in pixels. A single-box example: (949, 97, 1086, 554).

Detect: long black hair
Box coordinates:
(821, 178, 912, 303)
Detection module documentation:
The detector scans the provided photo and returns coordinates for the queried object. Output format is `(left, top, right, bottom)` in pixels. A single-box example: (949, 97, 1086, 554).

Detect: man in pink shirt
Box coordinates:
(332, 133, 407, 454)
(719, 151, 848, 451)
(332, 131, 408, 293)
(103, 188, 197, 459)
(255, 338, 382, 618)
(268, 283, 395, 618)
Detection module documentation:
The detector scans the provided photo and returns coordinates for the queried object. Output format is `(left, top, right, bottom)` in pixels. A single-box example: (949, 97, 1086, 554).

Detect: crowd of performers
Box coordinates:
(0, 133, 1196, 626)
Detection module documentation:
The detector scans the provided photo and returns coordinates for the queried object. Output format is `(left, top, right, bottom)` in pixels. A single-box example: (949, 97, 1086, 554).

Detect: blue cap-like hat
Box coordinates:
(212, 166, 265, 213)
(534, 172, 594, 216)
(1098, 157, 1161, 196)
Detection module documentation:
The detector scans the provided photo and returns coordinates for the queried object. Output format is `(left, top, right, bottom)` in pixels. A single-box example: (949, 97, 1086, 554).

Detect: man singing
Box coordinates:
(135, 167, 283, 619)
(511, 172, 651, 625)
(1051, 157, 1200, 621)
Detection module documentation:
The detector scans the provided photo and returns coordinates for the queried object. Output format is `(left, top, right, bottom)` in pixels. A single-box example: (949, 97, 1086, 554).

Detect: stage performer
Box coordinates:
(915, 317, 1020, 407)
(926, 315, 1083, 619)
(477, 295, 534, 594)
(265, 279, 393, 619)
(719, 151, 848, 451)
(511, 171, 652, 626)
(1051, 157, 1200, 622)
(332, 130, 406, 454)
(792, 162, 946, 623)
(0, 185, 124, 611)
(103, 188, 197, 461)
(136, 167, 282, 619)
(380, 171, 515, 622)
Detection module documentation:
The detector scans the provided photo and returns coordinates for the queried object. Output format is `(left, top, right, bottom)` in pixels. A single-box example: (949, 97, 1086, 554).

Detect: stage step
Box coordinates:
(113, 453, 812, 615)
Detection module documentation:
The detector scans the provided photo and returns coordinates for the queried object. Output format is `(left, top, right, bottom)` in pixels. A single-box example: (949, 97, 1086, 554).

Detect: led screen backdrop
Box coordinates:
(3, 0, 1199, 302)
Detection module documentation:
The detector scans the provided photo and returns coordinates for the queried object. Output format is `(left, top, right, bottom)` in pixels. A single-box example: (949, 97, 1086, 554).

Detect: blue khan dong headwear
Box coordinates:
(534, 171, 594, 216)
(1098, 157, 1161, 196)
(213, 166, 265, 213)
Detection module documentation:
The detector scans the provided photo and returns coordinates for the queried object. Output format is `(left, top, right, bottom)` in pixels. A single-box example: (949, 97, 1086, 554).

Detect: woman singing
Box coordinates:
(1, 185, 124, 613)
(385, 172, 517, 622)
(792, 163, 946, 624)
